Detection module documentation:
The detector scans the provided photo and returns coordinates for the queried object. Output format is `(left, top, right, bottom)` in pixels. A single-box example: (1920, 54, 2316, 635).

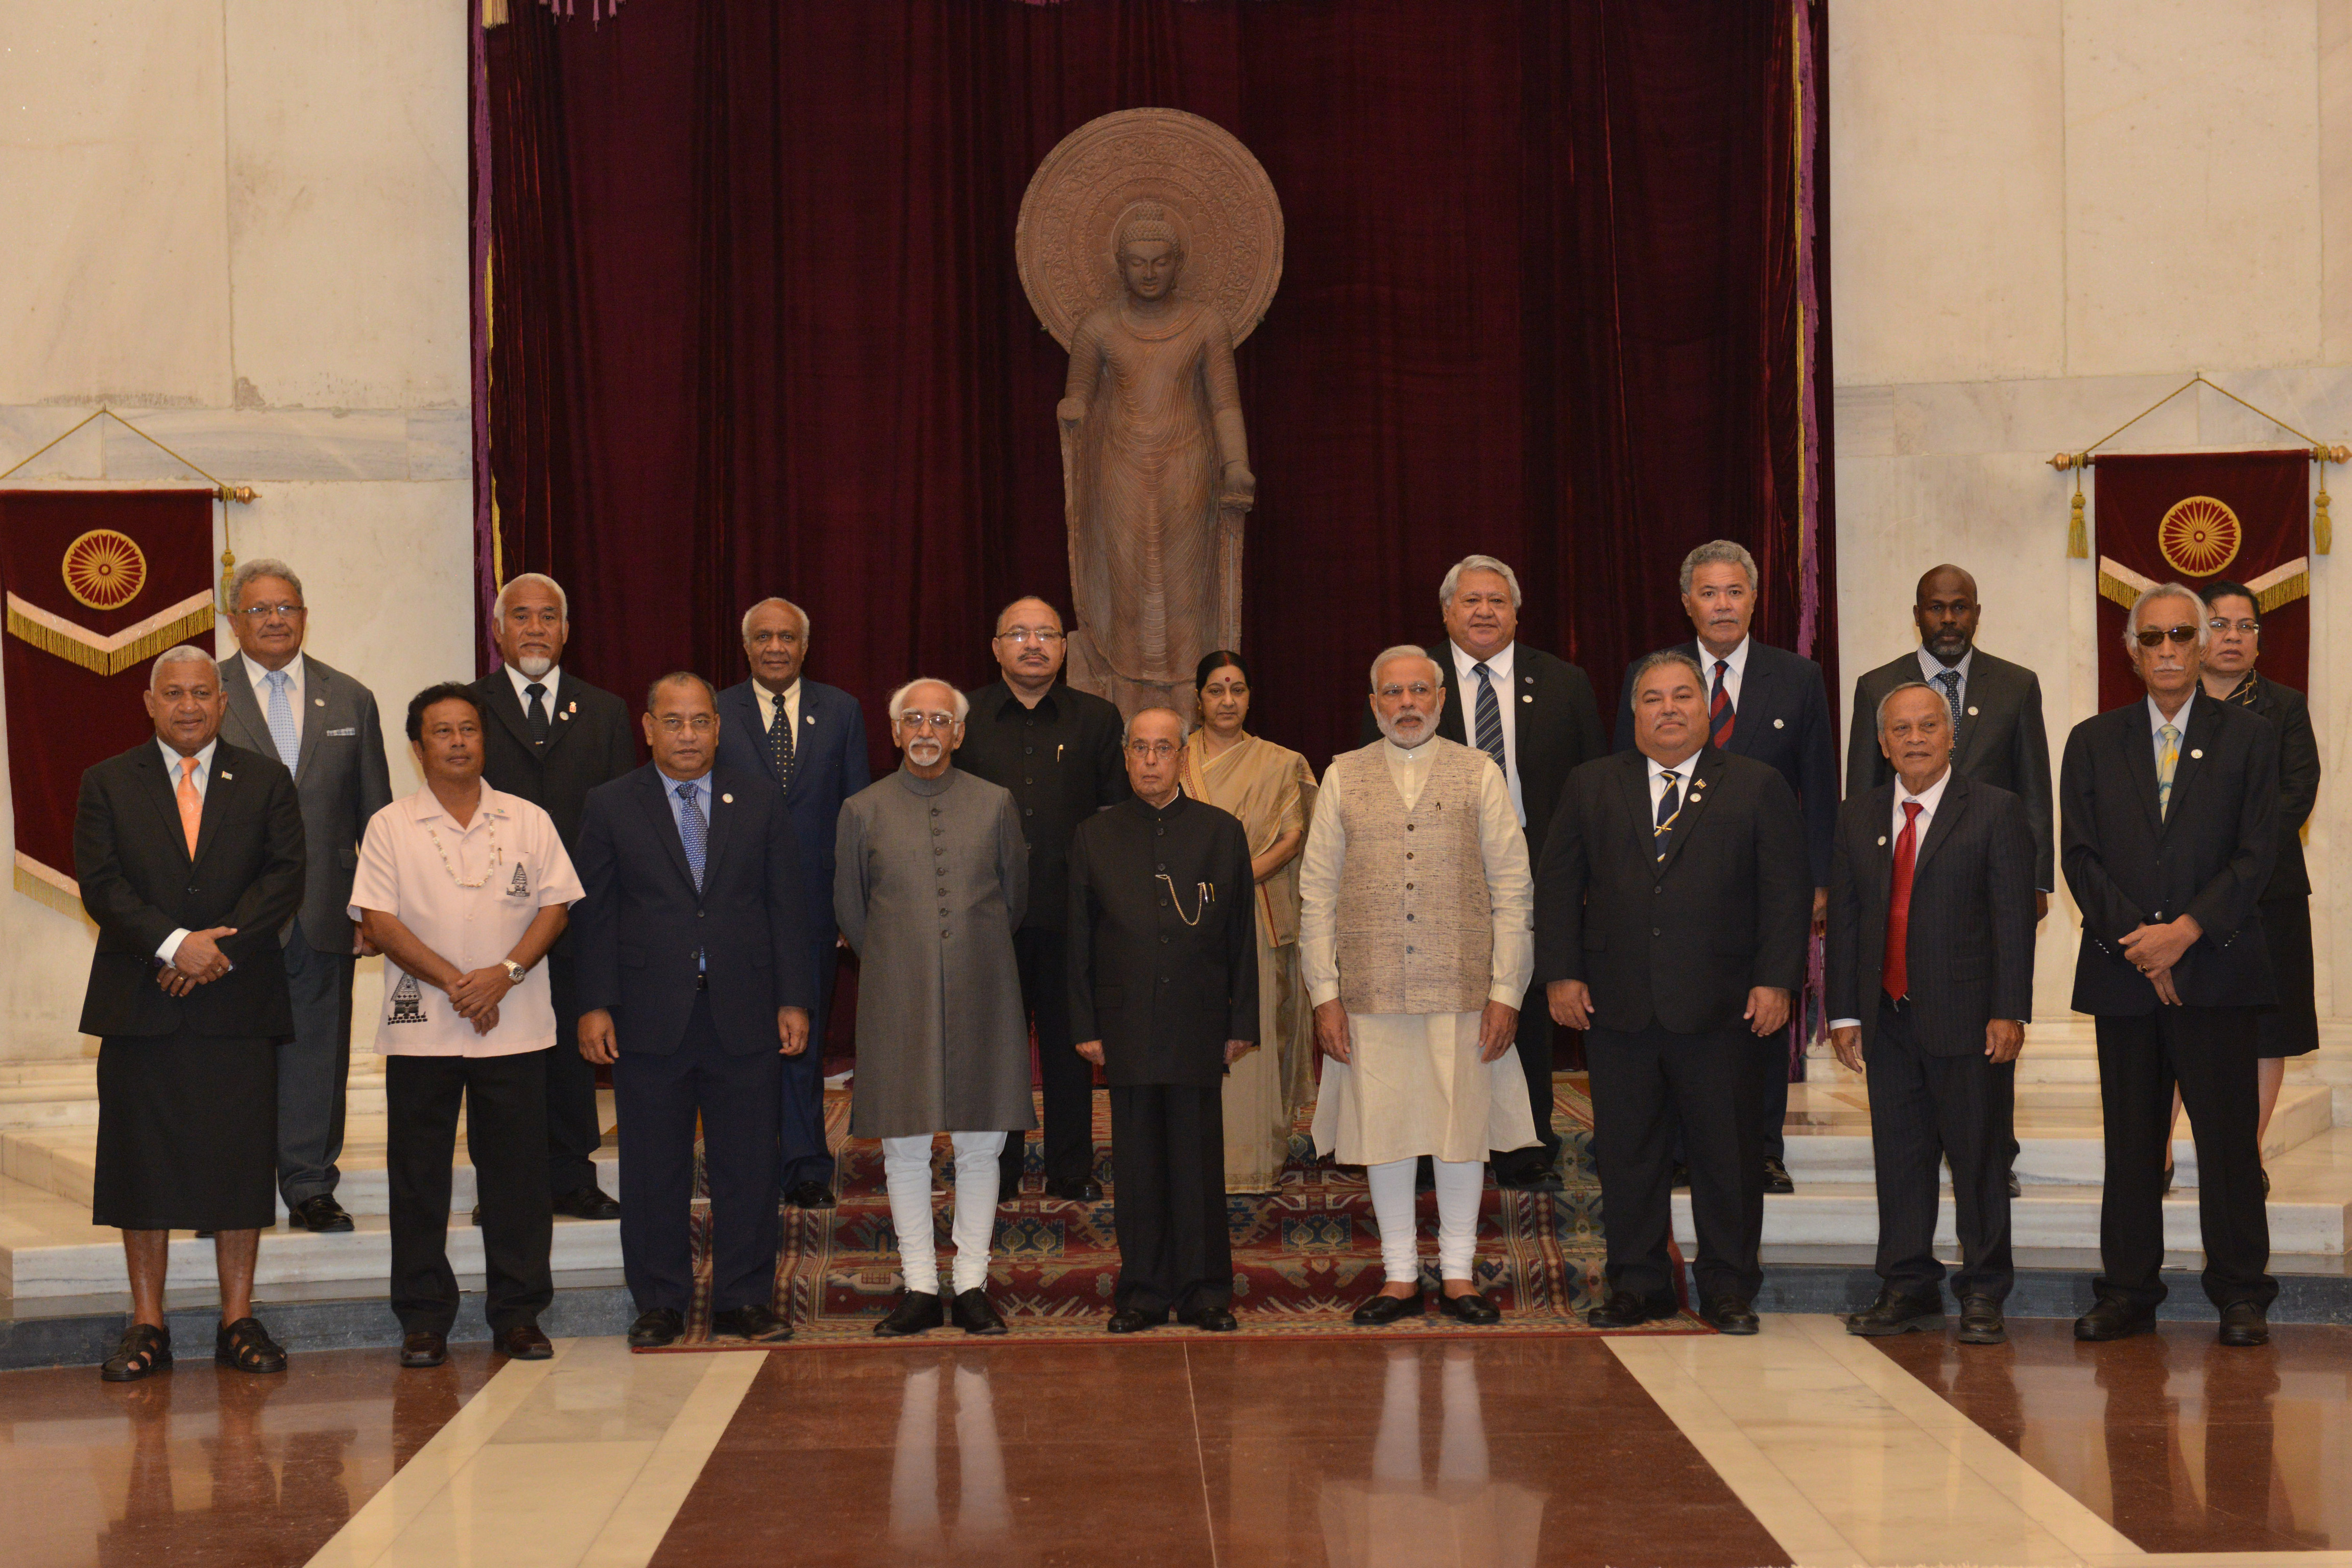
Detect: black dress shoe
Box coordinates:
(711, 1304, 794, 1343)
(215, 1316, 289, 1373)
(400, 1331, 448, 1368)
(1436, 1288, 1502, 1325)
(2218, 1300, 2270, 1347)
(1701, 1296, 1760, 1335)
(1106, 1308, 1164, 1334)
(1494, 1163, 1564, 1193)
(952, 1288, 1010, 1336)
(554, 1186, 622, 1221)
(874, 1291, 944, 1338)
(1042, 1175, 1102, 1203)
(1179, 1306, 1238, 1333)
(1586, 1290, 1677, 1329)
(628, 1309, 684, 1349)
(2262, 1168, 2271, 1197)
(2073, 1296, 2156, 1342)
(1761, 1157, 1795, 1194)
(1352, 1289, 1424, 1326)
(2159, 1165, 2175, 1197)
(291, 1194, 355, 1233)
(497, 1321, 554, 1360)
(1957, 1296, 2007, 1345)
(2008, 1171, 2023, 1198)
(1844, 1289, 1945, 1337)
(469, 1204, 482, 1227)
(783, 1180, 837, 1210)
(1670, 1163, 1691, 1189)
(101, 1323, 172, 1382)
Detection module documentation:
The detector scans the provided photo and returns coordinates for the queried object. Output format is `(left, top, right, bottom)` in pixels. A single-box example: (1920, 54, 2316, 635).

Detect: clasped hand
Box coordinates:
(2119, 915, 2201, 1005)
(155, 926, 236, 997)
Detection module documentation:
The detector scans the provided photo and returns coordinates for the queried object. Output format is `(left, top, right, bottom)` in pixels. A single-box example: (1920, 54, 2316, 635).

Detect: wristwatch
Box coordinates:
(500, 959, 527, 984)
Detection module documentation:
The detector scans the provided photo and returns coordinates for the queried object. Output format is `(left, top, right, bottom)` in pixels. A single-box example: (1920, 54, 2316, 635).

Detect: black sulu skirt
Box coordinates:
(93, 1029, 278, 1230)
(2257, 895, 2320, 1058)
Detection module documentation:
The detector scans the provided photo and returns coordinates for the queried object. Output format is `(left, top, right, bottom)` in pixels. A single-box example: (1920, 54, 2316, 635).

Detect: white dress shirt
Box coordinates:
(241, 649, 306, 717)
(1647, 751, 1698, 815)
(1698, 635, 1751, 710)
(1450, 639, 1523, 825)
(751, 677, 804, 749)
(1915, 645, 1972, 712)
(1829, 764, 1960, 1030)
(505, 662, 561, 712)
(154, 738, 221, 968)
(2147, 690, 2194, 766)
(1298, 737, 1533, 1010)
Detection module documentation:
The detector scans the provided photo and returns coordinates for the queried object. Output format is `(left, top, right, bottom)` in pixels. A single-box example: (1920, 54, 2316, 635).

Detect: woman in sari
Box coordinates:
(1180, 650, 1317, 1191)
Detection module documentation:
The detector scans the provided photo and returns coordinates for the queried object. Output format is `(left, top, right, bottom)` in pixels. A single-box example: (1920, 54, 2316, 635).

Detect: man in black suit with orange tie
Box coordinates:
(574, 673, 814, 1348)
(1615, 539, 1837, 1194)
(1542, 650, 1812, 1334)
(470, 572, 637, 1220)
(2062, 583, 2278, 1347)
(1827, 682, 2037, 1346)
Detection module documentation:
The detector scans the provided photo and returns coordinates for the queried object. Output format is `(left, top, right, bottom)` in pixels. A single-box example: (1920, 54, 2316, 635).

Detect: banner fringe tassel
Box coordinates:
(12, 858, 89, 924)
(5, 601, 214, 678)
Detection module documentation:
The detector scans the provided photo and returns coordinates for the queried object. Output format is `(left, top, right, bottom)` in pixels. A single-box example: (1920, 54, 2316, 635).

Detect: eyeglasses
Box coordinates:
(995, 628, 1065, 645)
(2132, 625, 2198, 647)
(654, 714, 715, 734)
(1126, 740, 1180, 760)
(897, 711, 958, 732)
(2207, 618, 2260, 635)
(233, 602, 305, 620)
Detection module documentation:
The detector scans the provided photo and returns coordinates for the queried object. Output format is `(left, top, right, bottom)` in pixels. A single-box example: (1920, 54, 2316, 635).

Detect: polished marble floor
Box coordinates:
(4, 1317, 2351, 1567)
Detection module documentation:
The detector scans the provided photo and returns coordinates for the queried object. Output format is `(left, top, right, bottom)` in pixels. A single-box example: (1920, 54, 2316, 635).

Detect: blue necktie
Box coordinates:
(1472, 662, 1506, 775)
(264, 669, 301, 773)
(1936, 669, 1962, 731)
(1653, 770, 1683, 863)
(676, 781, 707, 891)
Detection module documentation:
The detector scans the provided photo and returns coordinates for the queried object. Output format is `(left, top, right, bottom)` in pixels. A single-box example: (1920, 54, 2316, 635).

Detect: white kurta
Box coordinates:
(1301, 739, 1538, 1165)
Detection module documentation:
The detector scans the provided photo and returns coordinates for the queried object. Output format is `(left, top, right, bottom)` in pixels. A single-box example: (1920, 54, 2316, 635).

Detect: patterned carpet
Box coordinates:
(664, 1072, 1706, 1347)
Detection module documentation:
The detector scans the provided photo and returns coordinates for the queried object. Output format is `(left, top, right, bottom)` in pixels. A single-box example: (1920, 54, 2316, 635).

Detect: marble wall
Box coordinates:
(0, 1, 473, 1058)
(1833, 0, 2352, 1018)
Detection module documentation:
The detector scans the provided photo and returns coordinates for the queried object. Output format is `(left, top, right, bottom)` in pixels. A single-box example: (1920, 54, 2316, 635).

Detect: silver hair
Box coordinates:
(1874, 679, 1949, 734)
(1124, 706, 1190, 743)
(1438, 553, 1523, 611)
(739, 596, 811, 645)
(150, 644, 220, 690)
(887, 678, 969, 726)
(226, 556, 303, 608)
(1369, 644, 1442, 694)
(1627, 647, 1705, 696)
(2123, 582, 2212, 656)
(493, 571, 569, 624)
(1677, 539, 1760, 595)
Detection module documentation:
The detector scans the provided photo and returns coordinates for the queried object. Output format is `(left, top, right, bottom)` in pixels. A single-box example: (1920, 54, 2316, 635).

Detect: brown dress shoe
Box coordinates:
(400, 1331, 448, 1368)
(497, 1321, 553, 1360)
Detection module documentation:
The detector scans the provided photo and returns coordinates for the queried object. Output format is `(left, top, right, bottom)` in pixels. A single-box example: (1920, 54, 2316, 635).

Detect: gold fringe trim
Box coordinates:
(5, 592, 214, 677)
(2254, 571, 2309, 616)
(2096, 569, 2149, 610)
(12, 854, 91, 925)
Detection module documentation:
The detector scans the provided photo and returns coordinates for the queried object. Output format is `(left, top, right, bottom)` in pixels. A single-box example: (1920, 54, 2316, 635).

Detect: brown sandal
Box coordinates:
(101, 1323, 172, 1382)
(214, 1316, 287, 1374)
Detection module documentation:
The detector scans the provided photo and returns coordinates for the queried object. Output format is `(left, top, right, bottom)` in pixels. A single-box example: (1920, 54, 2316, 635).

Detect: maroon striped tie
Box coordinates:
(1708, 659, 1736, 747)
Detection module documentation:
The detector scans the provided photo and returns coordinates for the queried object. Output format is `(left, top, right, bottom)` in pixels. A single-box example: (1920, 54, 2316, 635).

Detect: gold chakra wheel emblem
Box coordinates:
(2156, 495, 2241, 577)
(61, 529, 148, 611)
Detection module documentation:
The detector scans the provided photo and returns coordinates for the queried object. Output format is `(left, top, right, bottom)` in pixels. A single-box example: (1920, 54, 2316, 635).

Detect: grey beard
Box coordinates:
(516, 654, 555, 679)
(1376, 712, 1435, 749)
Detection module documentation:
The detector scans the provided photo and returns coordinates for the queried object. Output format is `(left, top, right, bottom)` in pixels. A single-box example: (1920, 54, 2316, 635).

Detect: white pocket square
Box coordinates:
(326, 727, 357, 737)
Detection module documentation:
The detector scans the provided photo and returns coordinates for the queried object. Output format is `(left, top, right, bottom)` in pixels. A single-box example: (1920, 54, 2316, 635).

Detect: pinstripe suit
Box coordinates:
(1827, 771, 2036, 1302)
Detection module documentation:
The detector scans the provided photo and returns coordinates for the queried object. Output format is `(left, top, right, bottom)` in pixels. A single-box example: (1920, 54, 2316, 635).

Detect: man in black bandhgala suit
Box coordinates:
(76, 645, 306, 1381)
(1068, 707, 1257, 1334)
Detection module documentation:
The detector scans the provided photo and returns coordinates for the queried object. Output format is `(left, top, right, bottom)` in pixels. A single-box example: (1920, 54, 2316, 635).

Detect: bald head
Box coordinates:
(1913, 563, 1982, 664)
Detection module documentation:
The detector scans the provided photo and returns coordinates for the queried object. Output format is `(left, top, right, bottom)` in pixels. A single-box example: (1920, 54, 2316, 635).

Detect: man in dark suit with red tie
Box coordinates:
(2062, 583, 2278, 1347)
(1827, 683, 2037, 1346)
(714, 596, 870, 1208)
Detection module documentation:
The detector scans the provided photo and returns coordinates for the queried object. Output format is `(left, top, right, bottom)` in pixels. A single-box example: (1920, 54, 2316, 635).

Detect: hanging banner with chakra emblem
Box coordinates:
(2092, 450, 2311, 714)
(1, 489, 217, 915)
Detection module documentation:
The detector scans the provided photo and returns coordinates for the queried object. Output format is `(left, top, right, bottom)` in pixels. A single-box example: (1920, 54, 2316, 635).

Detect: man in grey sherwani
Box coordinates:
(836, 677, 1035, 1338)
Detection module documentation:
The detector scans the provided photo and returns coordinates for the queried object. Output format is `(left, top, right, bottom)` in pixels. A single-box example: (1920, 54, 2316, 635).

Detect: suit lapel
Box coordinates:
(727, 686, 782, 788)
(218, 655, 266, 756)
(1912, 771, 1967, 875)
(1430, 643, 1468, 745)
(1653, 750, 1723, 879)
(540, 673, 580, 758)
(481, 673, 536, 754)
(136, 746, 194, 867)
(1613, 751, 1656, 871)
(1942, 662, 1983, 767)
(191, 749, 237, 869)
(1731, 651, 1772, 749)
(702, 775, 737, 883)
(296, 662, 329, 782)
(640, 770, 699, 894)
(2119, 705, 2165, 840)
(2161, 698, 2216, 835)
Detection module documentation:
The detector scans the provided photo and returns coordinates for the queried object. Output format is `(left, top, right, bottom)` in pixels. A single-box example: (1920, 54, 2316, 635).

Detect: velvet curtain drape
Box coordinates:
(481, 0, 1833, 777)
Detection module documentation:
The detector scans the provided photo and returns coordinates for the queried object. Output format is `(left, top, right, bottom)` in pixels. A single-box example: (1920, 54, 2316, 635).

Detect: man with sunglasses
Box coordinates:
(2061, 583, 2278, 1347)
(957, 597, 1130, 1203)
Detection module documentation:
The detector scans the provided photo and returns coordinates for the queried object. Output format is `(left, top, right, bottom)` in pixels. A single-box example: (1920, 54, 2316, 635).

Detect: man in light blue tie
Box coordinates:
(217, 559, 393, 1234)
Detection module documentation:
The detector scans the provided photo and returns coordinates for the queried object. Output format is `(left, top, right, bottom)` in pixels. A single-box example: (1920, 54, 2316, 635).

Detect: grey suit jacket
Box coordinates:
(1849, 647, 2053, 892)
(219, 650, 394, 953)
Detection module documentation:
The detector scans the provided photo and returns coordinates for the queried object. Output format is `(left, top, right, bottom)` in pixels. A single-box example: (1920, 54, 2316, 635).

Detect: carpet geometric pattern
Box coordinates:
(664, 1072, 1706, 1347)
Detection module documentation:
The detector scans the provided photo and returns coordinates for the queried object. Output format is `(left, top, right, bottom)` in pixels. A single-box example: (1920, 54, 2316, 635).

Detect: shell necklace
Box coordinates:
(426, 817, 502, 889)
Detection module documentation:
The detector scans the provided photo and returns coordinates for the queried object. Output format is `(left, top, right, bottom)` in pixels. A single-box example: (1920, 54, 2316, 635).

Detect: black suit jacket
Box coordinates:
(1618, 640, 1837, 886)
(1535, 747, 1811, 1036)
(2225, 671, 2319, 900)
(571, 763, 814, 1055)
(2060, 696, 2277, 1015)
(469, 668, 638, 850)
(1847, 648, 2054, 891)
(713, 677, 872, 942)
(1066, 794, 1258, 1089)
(74, 740, 306, 1038)
(1358, 641, 1606, 865)
(1826, 774, 2037, 1056)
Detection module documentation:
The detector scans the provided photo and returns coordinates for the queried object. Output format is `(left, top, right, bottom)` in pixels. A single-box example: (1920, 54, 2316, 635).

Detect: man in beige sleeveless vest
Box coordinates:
(1302, 647, 1539, 1326)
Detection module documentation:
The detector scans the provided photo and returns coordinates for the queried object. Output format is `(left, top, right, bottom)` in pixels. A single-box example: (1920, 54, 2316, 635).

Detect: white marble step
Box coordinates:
(1777, 1081, 2336, 1187)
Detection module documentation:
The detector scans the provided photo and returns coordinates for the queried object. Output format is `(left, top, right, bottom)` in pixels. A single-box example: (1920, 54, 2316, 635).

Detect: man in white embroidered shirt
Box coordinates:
(351, 683, 584, 1370)
(1301, 646, 1539, 1328)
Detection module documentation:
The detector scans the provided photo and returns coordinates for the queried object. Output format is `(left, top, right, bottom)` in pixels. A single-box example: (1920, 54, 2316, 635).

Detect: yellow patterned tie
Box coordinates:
(2156, 723, 2180, 819)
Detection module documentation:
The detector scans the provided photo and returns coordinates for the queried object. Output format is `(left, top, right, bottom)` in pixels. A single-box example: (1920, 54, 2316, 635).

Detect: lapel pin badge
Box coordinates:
(722, 792, 734, 804)
(1967, 705, 1979, 716)
(1521, 693, 1533, 703)
(1878, 835, 1888, 846)
(315, 697, 325, 707)
(2191, 749, 2203, 759)
(1773, 717, 1785, 729)
(220, 770, 233, 780)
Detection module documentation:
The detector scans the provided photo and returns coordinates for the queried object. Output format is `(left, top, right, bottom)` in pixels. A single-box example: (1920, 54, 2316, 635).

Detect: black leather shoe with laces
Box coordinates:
(952, 1288, 1010, 1336)
(1843, 1289, 1945, 1337)
(873, 1291, 945, 1338)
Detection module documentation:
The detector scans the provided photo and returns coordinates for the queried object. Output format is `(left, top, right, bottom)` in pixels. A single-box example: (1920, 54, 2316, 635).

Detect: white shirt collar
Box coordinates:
(505, 663, 561, 705)
(663, 768, 714, 793)
(752, 677, 801, 721)
(408, 780, 512, 828)
(1381, 736, 1436, 764)
(1647, 750, 1698, 785)
(1895, 764, 1954, 815)
(243, 649, 305, 689)
(157, 737, 219, 777)
(2147, 690, 2194, 735)
(1450, 639, 1516, 684)
(1916, 646, 1972, 683)
(1697, 635, 1750, 680)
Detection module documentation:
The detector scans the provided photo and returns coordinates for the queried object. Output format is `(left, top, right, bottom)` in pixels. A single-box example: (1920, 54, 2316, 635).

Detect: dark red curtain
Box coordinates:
(483, 0, 1834, 776)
